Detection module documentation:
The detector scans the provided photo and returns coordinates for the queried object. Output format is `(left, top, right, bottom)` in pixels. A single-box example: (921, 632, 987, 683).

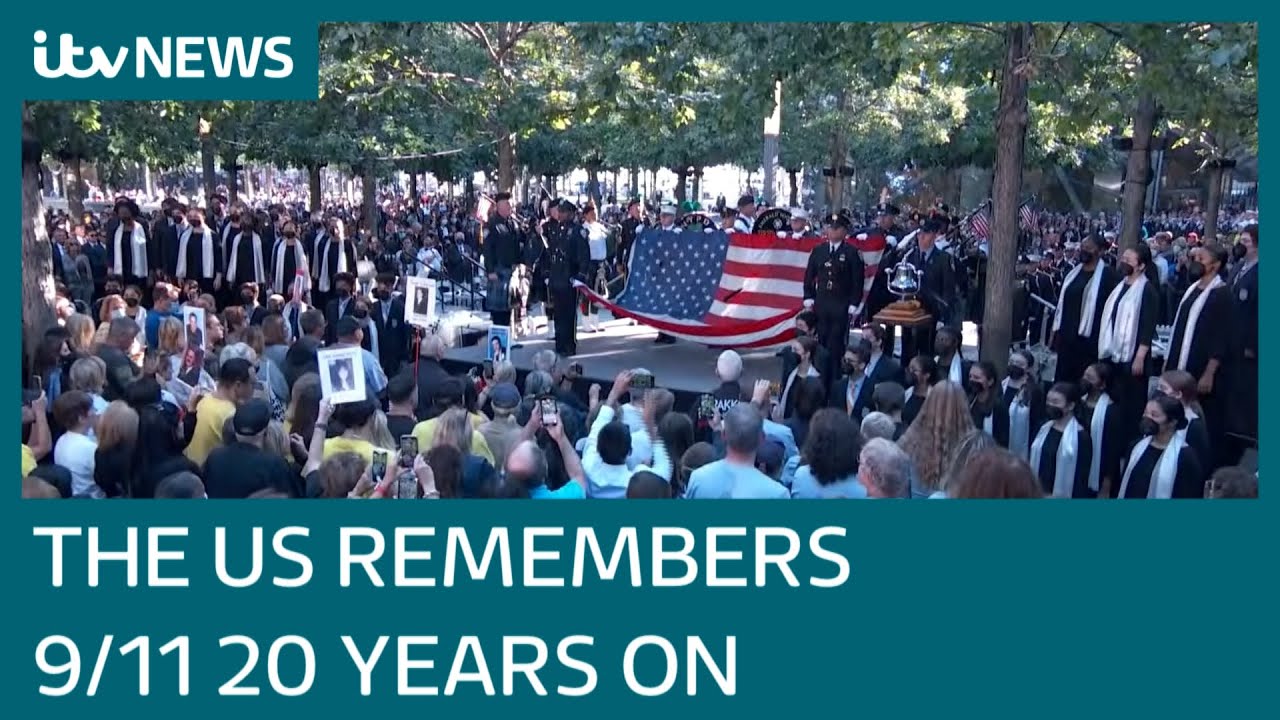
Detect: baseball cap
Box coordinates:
(489, 383, 522, 411)
(232, 398, 271, 436)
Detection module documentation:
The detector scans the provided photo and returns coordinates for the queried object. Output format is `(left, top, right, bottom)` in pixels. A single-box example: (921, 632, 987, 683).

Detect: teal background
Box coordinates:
(4, 5, 1272, 718)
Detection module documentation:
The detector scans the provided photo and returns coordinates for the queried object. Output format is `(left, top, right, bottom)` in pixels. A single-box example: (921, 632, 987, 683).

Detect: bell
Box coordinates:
(886, 261, 923, 299)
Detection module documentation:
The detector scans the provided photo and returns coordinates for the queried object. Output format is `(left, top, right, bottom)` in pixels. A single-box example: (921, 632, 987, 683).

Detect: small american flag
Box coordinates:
(577, 229, 821, 348)
(1019, 202, 1038, 230)
(474, 194, 493, 222)
(969, 208, 990, 239)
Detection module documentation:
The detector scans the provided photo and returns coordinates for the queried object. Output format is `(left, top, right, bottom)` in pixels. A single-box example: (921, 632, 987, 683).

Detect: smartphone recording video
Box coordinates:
(398, 435, 418, 468)
(631, 372, 655, 390)
(538, 397, 560, 426)
(370, 449, 389, 484)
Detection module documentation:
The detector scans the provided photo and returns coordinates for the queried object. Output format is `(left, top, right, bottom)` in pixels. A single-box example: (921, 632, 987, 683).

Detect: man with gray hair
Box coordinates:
(860, 412, 898, 443)
(686, 403, 788, 499)
(857, 438, 912, 498)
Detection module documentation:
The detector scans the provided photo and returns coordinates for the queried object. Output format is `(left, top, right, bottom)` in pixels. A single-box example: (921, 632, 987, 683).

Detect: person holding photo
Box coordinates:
(489, 333, 507, 364)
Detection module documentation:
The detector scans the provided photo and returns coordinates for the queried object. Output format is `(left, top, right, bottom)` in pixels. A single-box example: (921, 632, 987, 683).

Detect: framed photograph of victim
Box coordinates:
(182, 306, 207, 350)
(317, 346, 366, 405)
(404, 276, 437, 329)
(487, 326, 510, 364)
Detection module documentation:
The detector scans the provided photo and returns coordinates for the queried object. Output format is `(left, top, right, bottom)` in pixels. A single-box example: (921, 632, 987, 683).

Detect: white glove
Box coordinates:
(856, 233, 868, 241)
(848, 304, 862, 317)
(776, 230, 787, 238)
(886, 235, 899, 248)
(802, 299, 814, 309)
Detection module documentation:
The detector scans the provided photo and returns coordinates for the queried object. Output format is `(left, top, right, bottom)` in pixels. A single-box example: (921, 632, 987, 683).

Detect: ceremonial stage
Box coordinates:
(440, 314, 785, 410)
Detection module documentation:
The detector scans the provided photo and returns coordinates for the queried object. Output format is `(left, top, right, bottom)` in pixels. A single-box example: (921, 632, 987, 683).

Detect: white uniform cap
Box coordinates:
(790, 208, 809, 220)
(660, 205, 677, 216)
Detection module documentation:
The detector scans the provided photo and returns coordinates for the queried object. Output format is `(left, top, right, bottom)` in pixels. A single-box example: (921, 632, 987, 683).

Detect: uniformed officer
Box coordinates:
(803, 213, 866, 381)
(787, 208, 814, 238)
(718, 207, 738, 232)
(484, 192, 524, 328)
(857, 202, 906, 321)
(732, 194, 757, 233)
(546, 199, 590, 356)
(900, 217, 957, 362)
(617, 198, 646, 274)
(653, 204, 681, 345)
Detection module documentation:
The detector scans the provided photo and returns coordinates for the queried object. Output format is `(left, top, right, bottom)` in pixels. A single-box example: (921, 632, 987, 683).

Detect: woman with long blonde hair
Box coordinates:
(65, 313, 96, 356)
(898, 380, 975, 497)
(92, 401, 139, 497)
(434, 408, 474, 455)
(157, 316, 186, 356)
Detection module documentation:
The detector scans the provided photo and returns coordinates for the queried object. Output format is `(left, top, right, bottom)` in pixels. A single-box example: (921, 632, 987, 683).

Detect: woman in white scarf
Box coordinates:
(108, 199, 151, 285)
(175, 207, 222, 293)
(1118, 395, 1203, 499)
(225, 211, 266, 289)
(999, 349, 1044, 462)
(1051, 234, 1118, 384)
(1030, 383, 1093, 498)
(1079, 363, 1122, 498)
(1156, 371, 1213, 485)
(1096, 244, 1160, 452)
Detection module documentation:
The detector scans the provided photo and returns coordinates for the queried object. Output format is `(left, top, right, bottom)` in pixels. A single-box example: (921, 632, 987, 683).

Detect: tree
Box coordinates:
(22, 103, 56, 367)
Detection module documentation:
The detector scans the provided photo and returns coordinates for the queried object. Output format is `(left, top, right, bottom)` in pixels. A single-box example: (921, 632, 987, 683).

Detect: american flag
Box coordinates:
(474, 194, 493, 221)
(577, 229, 821, 348)
(1019, 201, 1038, 230)
(968, 207, 991, 239)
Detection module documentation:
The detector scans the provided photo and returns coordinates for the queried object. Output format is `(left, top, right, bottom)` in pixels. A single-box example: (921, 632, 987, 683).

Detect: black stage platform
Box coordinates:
(440, 318, 786, 412)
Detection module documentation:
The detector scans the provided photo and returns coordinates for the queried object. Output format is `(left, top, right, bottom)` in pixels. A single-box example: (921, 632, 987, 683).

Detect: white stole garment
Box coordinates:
(112, 222, 148, 277)
(1052, 262, 1105, 336)
(272, 240, 310, 296)
(1097, 275, 1148, 363)
(1030, 417, 1081, 498)
(938, 353, 963, 385)
(176, 225, 216, 279)
(1118, 435, 1185, 499)
(226, 231, 265, 286)
(1086, 393, 1113, 492)
(1169, 275, 1225, 372)
(317, 238, 350, 293)
(1001, 378, 1033, 461)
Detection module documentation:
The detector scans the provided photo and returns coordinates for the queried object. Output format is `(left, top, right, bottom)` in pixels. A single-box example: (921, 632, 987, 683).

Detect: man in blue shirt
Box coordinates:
(686, 404, 789, 499)
(145, 282, 183, 348)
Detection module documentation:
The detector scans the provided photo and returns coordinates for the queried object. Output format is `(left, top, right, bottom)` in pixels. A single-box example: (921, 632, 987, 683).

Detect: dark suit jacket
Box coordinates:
(904, 244, 957, 324)
(1228, 261, 1258, 358)
(371, 297, 409, 376)
(323, 297, 356, 345)
(829, 375, 874, 419)
(779, 345, 830, 392)
(414, 359, 453, 420)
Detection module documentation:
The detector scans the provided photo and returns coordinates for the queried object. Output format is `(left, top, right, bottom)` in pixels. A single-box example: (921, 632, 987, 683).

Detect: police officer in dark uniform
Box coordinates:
(900, 217, 956, 361)
(617, 198, 645, 275)
(803, 213, 866, 381)
(484, 192, 524, 328)
(860, 202, 907, 321)
(1026, 252, 1059, 346)
(545, 199, 590, 356)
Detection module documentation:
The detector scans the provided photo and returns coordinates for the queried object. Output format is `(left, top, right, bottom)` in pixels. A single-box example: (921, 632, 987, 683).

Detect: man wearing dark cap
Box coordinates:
(803, 213, 866, 380)
(732, 194, 757, 234)
(485, 192, 524, 328)
(202, 398, 297, 498)
(617, 199, 646, 275)
(544, 199, 590, 356)
(478, 382, 523, 468)
(899, 217, 957, 361)
(855, 202, 907, 322)
(105, 198, 153, 287)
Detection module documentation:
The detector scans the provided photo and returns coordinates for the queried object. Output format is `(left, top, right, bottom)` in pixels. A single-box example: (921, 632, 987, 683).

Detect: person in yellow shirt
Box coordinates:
(322, 397, 392, 467)
(185, 358, 256, 467)
(21, 392, 51, 478)
(412, 407, 495, 465)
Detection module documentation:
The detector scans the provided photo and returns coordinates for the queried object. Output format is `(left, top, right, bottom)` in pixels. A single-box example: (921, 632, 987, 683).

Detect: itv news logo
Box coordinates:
(32, 30, 294, 80)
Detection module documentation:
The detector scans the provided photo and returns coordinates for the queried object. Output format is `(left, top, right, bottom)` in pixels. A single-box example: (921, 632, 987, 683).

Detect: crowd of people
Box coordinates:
(20, 184, 1259, 500)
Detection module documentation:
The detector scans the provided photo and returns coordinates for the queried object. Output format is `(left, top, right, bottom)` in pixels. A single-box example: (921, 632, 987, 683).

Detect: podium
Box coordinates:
(873, 301, 933, 362)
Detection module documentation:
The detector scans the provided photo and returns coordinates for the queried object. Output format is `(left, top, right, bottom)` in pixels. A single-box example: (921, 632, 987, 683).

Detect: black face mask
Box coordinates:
(191, 219, 202, 228)
(1119, 263, 1135, 277)
(1232, 244, 1247, 261)
(1139, 418, 1160, 437)
(1186, 261, 1204, 280)
(124, 297, 139, 308)
(353, 308, 370, 320)
(1007, 365, 1026, 380)
(934, 342, 953, 357)
(375, 289, 390, 301)
(1079, 250, 1095, 264)
(337, 288, 351, 299)
(284, 231, 297, 239)
(967, 380, 985, 396)
(842, 361, 856, 376)
(1046, 406, 1066, 421)
(794, 329, 808, 339)
(241, 293, 255, 305)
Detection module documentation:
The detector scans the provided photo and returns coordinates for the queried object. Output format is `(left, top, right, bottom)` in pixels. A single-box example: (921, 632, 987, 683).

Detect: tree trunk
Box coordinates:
(1119, 91, 1157, 251)
(409, 172, 420, 208)
(586, 164, 602, 208)
(67, 156, 85, 221)
(22, 104, 56, 369)
(223, 154, 240, 203)
(762, 77, 782, 206)
(1203, 164, 1225, 243)
(981, 22, 1033, 375)
(497, 132, 517, 192)
(674, 168, 688, 205)
(826, 89, 850, 211)
(360, 166, 378, 236)
(307, 164, 322, 213)
(243, 164, 254, 200)
(200, 134, 217, 206)
(788, 169, 799, 207)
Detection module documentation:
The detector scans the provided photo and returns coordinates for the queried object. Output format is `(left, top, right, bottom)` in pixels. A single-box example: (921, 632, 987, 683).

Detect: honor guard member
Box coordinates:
(617, 198, 646, 274)
(546, 199, 590, 356)
(652, 204, 681, 345)
(899, 217, 956, 362)
(1027, 252, 1059, 346)
(484, 192, 524, 328)
(854, 202, 902, 323)
(787, 208, 814, 238)
(732, 194, 757, 233)
(803, 213, 866, 381)
(719, 207, 738, 232)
